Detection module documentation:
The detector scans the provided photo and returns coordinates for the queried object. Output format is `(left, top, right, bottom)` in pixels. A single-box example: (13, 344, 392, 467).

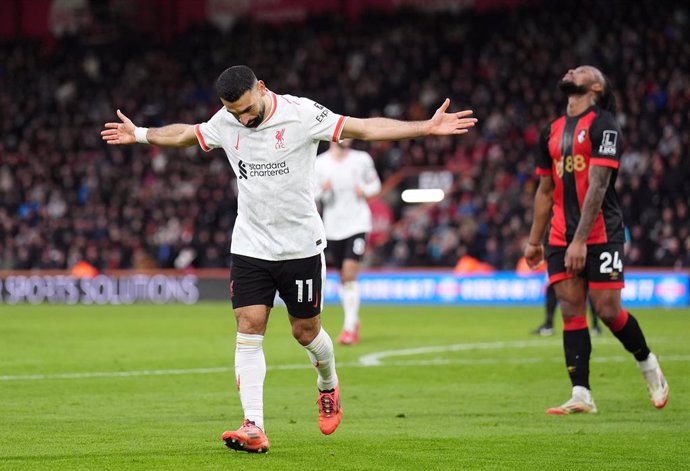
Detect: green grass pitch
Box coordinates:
(1, 303, 688, 470)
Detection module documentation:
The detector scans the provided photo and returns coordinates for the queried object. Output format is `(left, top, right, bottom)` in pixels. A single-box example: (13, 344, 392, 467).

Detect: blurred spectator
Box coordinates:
(0, 0, 688, 270)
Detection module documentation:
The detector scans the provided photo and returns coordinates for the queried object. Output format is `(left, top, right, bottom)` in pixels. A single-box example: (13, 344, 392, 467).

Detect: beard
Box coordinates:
(245, 104, 265, 128)
(558, 80, 589, 96)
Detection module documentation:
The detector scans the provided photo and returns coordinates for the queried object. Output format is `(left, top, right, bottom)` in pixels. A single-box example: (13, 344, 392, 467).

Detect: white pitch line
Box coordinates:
(1, 342, 687, 382)
(357, 339, 615, 366)
(0, 367, 231, 381)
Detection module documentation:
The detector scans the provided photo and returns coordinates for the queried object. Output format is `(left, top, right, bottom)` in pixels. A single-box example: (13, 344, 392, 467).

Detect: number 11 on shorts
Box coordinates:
(295, 279, 313, 302)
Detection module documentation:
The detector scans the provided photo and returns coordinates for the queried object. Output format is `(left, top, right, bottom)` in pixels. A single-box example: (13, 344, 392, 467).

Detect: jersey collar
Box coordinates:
(258, 91, 278, 128)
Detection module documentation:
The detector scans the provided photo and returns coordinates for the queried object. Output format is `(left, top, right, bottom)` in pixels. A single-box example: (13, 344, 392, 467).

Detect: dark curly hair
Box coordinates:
(215, 65, 257, 102)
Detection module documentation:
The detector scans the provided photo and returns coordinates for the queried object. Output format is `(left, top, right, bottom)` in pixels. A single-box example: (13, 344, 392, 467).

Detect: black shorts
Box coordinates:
(229, 253, 324, 318)
(545, 242, 625, 290)
(325, 233, 367, 269)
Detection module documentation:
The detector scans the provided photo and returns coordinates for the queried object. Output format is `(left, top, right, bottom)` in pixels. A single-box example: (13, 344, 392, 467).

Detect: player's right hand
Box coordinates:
(101, 109, 137, 145)
(524, 243, 544, 270)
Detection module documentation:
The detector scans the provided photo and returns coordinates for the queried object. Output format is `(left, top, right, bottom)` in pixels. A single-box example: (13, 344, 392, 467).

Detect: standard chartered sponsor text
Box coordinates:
(247, 161, 290, 177)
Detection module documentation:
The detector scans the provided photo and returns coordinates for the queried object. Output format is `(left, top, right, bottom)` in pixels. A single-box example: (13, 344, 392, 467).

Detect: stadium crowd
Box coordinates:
(0, 0, 689, 271)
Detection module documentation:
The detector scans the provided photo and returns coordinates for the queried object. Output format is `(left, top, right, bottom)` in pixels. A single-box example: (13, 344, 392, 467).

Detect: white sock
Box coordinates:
(304, 327, 338, 391)
(341, 281, 360, 332)
(572, 385, 592, 401)
(235, 333, 266, 430)
(637, 352, 659, 372)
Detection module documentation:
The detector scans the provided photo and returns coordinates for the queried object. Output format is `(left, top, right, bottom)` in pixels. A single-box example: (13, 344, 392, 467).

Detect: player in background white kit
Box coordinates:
(101, 65, 477, 453)
(315, 140, 381, 345)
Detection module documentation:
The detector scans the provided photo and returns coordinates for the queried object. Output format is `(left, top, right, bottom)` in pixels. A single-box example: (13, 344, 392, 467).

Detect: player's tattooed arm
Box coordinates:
(573, 165, 612, 242)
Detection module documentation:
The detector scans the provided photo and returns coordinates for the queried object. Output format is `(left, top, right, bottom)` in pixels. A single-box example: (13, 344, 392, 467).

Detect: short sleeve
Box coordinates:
(296, 97, 347, 143)
(194, 109, 224, 152)
(589, 111, 622, 168)
(536, 124, 552, 176)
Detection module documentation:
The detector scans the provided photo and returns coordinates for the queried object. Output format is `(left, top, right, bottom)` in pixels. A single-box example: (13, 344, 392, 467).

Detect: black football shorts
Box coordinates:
(325, 233, 367, 269)
(545, 242, 625, 289)
(229, 253, 325, 318)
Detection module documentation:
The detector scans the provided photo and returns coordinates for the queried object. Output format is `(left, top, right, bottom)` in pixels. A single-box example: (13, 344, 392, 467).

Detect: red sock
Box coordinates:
(609, 310, 629, 333)
(563, 315, 588, 331)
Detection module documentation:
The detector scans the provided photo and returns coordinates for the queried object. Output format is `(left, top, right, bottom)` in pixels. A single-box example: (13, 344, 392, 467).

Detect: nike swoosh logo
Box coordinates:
(235, 134, 240, 150)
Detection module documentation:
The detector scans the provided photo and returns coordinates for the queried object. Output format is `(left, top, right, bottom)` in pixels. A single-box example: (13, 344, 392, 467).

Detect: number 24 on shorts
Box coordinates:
(600, 251, 622, 273)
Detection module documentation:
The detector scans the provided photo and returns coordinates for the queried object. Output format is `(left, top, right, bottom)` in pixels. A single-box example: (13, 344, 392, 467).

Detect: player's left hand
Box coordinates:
(428, 99, 477, 136)
(565, 240, 587, 275)
(101, 109, 137, 145)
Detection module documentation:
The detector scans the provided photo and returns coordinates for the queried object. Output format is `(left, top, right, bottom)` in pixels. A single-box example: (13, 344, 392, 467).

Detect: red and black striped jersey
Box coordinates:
(536, 105, 625, 246)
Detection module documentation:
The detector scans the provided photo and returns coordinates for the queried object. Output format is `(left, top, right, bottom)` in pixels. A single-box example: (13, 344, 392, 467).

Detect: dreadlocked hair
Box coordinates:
(598, 76, 617, 113)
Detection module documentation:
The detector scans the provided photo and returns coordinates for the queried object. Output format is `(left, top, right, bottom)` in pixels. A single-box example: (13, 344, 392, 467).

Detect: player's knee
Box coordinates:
(291, 319, 321, 345)
(339, 270, 351, 282)
(558, 297, 587, 317)
(237, 319, 264, 335)
(341, 262, 359, 282)
(594, 302, 620, 324)
(590, 293, 621, 323)
(341, 272, 357, 283)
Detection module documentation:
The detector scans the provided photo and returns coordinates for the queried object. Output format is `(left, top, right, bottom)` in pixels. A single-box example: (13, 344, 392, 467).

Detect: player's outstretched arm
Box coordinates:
(341, 99, 477, 141)
(101, 110, 198, 147)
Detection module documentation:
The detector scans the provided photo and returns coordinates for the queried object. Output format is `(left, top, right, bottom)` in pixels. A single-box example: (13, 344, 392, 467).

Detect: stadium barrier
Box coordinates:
(0, 269, 687, 307)
(323, 271, 689, 308)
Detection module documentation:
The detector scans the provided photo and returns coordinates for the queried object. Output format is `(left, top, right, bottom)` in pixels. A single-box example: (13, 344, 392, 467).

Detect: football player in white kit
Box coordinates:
(315, 140, 381, 345)
(101, 65, 477, 453)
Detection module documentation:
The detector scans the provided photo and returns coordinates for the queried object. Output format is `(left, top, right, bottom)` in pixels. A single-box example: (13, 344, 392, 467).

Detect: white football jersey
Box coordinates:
(314, 148, 381, 241)
(195, 92, 347, 260)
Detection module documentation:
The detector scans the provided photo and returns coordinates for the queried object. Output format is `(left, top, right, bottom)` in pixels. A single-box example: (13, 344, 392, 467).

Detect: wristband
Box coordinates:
(134, 127, 150, 144)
